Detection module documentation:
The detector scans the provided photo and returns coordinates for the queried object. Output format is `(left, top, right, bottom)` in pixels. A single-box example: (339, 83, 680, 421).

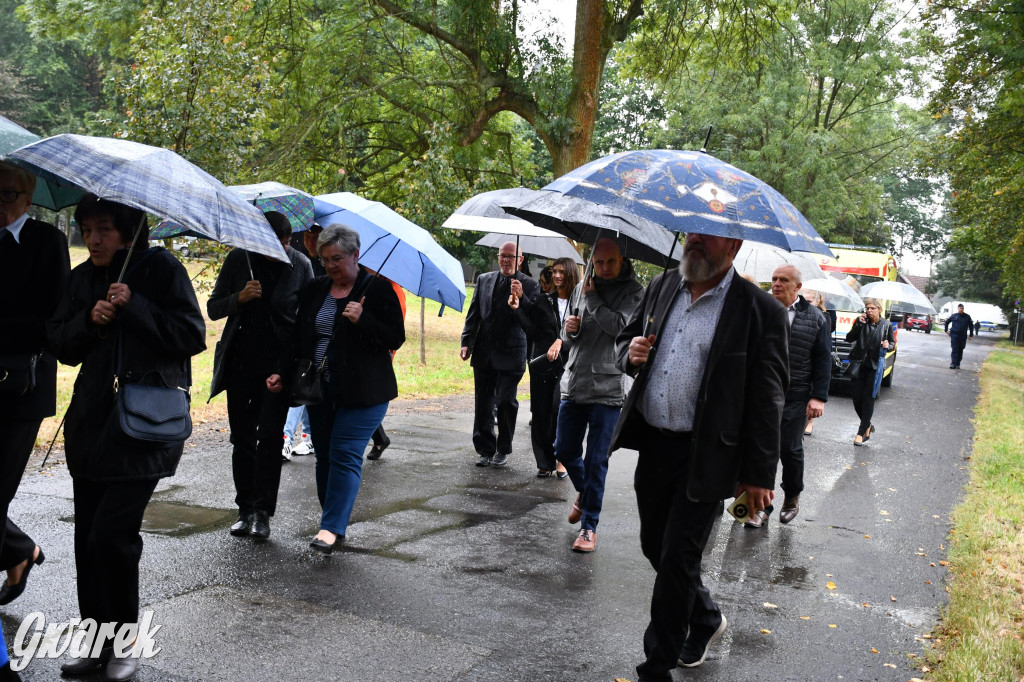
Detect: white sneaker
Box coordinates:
(293, 433, 314, 456)
(281, 436, 293, 462)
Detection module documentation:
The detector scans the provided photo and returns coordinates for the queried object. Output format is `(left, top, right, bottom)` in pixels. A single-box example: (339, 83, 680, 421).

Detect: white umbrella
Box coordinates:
(860, 280, 936, 315)
(474, 232, 583, 264)
(800, 277, 864, 311)
(733, 242, 826, 283)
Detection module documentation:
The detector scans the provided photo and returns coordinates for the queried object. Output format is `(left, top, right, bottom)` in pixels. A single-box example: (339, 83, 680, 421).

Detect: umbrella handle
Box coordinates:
(116, 215, 148, 284)
(642, 236, 680, 338)
(245, 252, 254, 280)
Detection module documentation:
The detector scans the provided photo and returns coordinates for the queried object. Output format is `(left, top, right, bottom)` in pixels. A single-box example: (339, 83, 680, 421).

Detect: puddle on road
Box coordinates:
(61, 500, 236, 537)
(771, 565, 812, 590)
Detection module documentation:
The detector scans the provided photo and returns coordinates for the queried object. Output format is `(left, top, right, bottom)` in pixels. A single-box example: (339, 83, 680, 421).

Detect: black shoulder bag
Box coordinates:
(0, 353, 40, 396)
(286, 356, 326, 406)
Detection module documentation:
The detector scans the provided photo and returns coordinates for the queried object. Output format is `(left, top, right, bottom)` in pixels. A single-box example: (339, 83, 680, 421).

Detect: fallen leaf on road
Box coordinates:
(800, 616, 810, 620)
(826, 581, 837, 590)
(614, 678, 632, 682)
(925, 580, 932, 584)
(921, 665, 932, 672)
(845, 465, 852, 470)
(888, 487, 897, 492)
(864, 535, 871, 539)
(871, 648, 878, 654)
(829, 624, 837, 628)
(916, 552, 927, 556)
(933, 515, 940, 519)
(862, 603, 871, 608)
(880, 510, 890, 515)
(761, 629, 772, 634)
(763, 602, 778, 609)
(940, 560, 949, 566)
(890, 596, 898, 602)
(921, 633, 933, 639)
(883, 663, 896, 668)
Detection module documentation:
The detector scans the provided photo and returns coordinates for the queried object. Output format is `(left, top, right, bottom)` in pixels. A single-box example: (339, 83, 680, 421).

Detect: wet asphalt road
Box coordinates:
(0, 330, 997, 681)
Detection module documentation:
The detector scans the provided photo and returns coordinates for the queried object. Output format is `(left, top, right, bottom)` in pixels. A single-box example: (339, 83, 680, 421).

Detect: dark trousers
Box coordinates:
(850, 373, 876, 436)
(471, 365, 523, 457)
(529, 368, 561, 471)
(72, 477, 159, 629)
(0, 417, 42, 572)
(634, 428, 721, 682)
(950, 333, 968, 367)
(779, 399, 808, 498)
(226, 382, 290, 516)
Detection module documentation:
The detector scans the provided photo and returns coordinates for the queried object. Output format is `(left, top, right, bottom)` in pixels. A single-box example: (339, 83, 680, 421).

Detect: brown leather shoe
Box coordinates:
(779, 496, 800, 524)
(571, 528, 596, 552)
(568, 493, 582, 524)
(744, 509, 769, 528)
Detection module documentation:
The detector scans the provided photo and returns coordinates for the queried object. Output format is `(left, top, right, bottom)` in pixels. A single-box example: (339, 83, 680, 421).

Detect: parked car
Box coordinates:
(904, 313, 932, 333)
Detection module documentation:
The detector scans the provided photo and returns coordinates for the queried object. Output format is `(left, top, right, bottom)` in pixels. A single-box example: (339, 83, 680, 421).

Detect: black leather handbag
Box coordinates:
(0, 353, 39, 396)
(113, 334, 192, 446)
(287, 357, 326, 406)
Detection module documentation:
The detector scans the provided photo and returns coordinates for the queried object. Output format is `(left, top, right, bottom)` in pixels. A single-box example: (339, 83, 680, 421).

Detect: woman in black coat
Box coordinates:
(47, 196, 205, 680)
(845, 296, 895, 446)
(523, 256, 579, 478)
(267, 224, 405, 555)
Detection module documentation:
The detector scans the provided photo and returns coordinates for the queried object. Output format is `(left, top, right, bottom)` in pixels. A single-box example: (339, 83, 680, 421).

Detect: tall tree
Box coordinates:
(925, 0, 1024, 303)
(635, 0, 932, 244)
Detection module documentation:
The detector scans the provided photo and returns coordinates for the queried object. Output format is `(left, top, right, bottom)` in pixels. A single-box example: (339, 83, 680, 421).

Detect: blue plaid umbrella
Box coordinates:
(5, 134, 287, 262)
(314, 192, 466, 312)
(542, 148, 833, 256)
(0, 115, 83, 210)
(151, 181, 315, 238)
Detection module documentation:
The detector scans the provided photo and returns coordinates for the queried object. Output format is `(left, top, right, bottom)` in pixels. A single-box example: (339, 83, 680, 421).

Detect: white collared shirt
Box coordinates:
(0, 212, 29, 244)
(639, 268, 735, 432)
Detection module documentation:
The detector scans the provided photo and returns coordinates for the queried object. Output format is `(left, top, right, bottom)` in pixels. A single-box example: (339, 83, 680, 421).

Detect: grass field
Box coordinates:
(37, 248, 498, 446)
(927, 349, 1024, 679)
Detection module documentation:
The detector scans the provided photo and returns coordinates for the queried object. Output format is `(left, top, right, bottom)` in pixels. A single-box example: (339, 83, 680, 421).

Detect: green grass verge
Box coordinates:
(929, 349, 1024, 679)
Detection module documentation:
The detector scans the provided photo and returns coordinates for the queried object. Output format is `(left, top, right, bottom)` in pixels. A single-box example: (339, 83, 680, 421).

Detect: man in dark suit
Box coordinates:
(611, 233, 789, 681)
(460, 242, 540, 467)
(0, 161, 70, 608)
(944, 303, 973, 369)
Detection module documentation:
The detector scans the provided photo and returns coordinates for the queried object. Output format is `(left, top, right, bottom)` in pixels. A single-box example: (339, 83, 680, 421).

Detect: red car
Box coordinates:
(904, 313, 932, 333)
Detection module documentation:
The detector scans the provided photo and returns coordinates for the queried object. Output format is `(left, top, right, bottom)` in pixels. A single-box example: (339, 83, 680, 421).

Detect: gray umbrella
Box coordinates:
(475, 232, 583, 264)
(0, 115, 84, 210)
(442, 187, 539, 233)
(501, 190, 681, 268)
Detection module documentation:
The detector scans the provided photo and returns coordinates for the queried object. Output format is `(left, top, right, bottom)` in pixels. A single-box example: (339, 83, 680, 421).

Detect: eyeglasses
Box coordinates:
(0, 190, 27, 204)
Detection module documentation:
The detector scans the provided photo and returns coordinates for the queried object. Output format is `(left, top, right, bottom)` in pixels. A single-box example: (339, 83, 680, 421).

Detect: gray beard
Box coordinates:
(680, 250, 727, 282)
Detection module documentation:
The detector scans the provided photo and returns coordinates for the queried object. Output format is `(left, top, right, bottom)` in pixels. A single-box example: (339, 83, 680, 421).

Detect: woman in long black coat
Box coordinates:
(845, 296, 895, 446)
(47, 195, 205, 681)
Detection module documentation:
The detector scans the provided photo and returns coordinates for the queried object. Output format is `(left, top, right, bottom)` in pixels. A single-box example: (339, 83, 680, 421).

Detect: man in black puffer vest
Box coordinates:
(747, 264, 831, 527)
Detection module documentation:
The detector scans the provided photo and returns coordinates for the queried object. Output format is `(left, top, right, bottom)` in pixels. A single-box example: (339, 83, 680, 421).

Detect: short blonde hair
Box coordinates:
(863, 297, 882, 310)
(0, 161, 36, 195)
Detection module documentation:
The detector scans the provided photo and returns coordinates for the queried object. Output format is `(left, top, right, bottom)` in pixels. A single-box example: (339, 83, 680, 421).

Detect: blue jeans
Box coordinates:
(554, 400, 620, 531)
(307, 401, 389, 537)
(283, 405, 309, 442)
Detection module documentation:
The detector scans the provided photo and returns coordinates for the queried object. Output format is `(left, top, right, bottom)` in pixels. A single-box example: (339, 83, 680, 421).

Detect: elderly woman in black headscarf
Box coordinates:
(47, 195, 205, 681)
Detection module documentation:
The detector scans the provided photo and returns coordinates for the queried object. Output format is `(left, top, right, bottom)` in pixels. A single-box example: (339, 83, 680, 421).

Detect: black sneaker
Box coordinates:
(678, 615, 727, 668)
(491, 453, 509, 467)
(475, 455, 492, 467)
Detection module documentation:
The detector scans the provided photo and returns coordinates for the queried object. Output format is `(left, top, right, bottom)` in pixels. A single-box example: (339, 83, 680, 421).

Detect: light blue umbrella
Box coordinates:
(0, 115, 83, 210)
(5, 134, 287, 262)
(314, 192, 466, 312)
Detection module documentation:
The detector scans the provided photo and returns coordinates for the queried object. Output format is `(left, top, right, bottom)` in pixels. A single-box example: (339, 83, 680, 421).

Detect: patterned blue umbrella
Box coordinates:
(5, 134, 287, 262)
(542, 149, 833, 256)
(151, 181, 315, 238)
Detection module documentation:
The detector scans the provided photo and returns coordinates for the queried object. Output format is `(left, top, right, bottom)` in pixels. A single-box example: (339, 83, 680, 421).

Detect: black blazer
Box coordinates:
(611, 268, 790, 501)
(0, 218, 70, 421)
(460, 271, 540, 371)
(293, 269, 405, 408)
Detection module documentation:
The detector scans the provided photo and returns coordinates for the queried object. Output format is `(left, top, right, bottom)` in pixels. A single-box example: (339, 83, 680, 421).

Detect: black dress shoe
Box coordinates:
(779, 496, 800, 524)
(309, 538, 333, 555)
(250, 511, 271, 540)
(367, 432, 390, 461)
(229, 513, 253, 537)
(104, 655, 140, 682)
(0, 547, 44, 606)
(744, 508, 771, 528)
(61, 647, 112, 676)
